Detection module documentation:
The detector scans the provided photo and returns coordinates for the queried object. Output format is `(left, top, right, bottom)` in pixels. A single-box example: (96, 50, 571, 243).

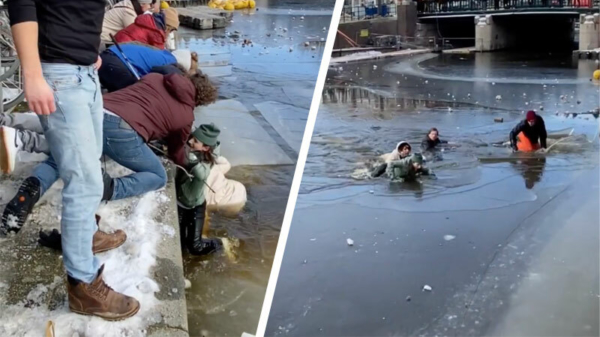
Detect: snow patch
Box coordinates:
(0, 159, 172, 337)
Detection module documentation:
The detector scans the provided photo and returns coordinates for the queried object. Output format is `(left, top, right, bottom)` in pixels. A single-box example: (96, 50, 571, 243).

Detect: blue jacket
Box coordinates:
(109, 44, 177, 76)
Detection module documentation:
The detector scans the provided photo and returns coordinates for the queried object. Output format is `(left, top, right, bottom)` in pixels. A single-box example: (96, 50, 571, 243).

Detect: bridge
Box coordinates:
(417, 0, 597, 17)
(412, 0, 600, 51)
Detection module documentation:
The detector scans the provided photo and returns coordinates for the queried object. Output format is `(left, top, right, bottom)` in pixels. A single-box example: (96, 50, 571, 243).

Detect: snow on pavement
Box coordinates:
(0, 156, 175, 337)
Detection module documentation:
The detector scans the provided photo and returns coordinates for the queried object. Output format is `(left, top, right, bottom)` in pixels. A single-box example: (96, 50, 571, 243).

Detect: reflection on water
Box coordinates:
(184, 165, 292, 337)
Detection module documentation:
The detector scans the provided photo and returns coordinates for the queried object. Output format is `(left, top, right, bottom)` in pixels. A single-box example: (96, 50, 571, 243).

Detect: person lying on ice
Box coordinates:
(370, 141, 412, 178)
(386, 153, 432, 182)
(509, 110, 547, 152)
(99, 42, 199, 92)
(0, 71, 217, 235)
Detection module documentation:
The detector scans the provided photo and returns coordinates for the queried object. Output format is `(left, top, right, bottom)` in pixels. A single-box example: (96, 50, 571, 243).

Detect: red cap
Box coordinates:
(526, 110, 536, 121)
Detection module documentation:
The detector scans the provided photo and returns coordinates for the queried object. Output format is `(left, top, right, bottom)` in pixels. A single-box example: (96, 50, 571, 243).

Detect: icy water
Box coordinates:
(176, 1, 334, 336)
(266, 53, 600, 336)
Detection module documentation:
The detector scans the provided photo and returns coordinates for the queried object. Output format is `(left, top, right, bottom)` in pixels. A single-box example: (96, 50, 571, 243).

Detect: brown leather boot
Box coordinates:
(92, 214, 126, 254)
(67, 264, 140, 320)
(93, 229, 127, 254)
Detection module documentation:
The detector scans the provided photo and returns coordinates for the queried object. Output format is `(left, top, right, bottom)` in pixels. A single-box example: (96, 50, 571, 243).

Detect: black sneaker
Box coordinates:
(1, 177, 41, 236)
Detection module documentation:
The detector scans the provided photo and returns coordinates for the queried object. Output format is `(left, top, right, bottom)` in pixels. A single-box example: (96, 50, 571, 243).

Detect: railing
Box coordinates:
(341, 3, 398, 23)
(418, 0, 595, 13)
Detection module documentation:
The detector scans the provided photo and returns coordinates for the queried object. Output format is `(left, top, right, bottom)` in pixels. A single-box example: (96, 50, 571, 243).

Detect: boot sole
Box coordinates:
(93, 235, 127, 254)
(70, 302, 140, 321)
(0, 127, 16, 174)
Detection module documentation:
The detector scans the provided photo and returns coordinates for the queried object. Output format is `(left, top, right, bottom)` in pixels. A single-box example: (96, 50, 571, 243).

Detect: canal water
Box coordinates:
(175, 1, 334, 336)
(266, 52, 599, 336)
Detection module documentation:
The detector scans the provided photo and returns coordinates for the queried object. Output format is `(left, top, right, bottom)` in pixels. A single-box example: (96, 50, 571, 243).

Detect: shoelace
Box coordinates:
(90, 279, 114, 300)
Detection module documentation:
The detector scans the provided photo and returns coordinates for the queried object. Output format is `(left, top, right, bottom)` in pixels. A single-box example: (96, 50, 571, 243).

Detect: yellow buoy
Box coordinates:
(234, 1, 247, 9)
(224, 3, 235, 10)
(160, 1, 169, 9)
(248, 0, 255, 8)
(593, 69, 600, 80)
(208, 2, 217, 8)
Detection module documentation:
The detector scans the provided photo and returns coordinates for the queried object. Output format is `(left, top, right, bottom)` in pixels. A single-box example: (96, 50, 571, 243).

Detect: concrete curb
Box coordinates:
(148, 164, 189, 337)
(329, 48, 431, 64)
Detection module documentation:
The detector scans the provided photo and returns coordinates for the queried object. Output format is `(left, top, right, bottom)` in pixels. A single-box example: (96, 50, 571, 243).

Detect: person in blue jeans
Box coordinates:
(1, 71, 217, 235)
(6, 0, 140, 320)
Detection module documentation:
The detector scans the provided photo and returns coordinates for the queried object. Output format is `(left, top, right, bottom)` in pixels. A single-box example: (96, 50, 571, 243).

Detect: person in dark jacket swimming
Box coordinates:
(510, 111, 547, 152)
(421, 128, 448, 151)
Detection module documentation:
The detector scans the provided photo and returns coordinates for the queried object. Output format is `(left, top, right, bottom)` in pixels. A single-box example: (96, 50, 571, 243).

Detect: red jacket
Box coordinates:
(103, 73, 195, 166)
(114, 13, 166, 49)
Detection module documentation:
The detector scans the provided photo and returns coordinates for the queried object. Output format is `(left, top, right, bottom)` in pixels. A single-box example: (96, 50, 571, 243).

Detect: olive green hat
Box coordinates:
(192, 123, 220, 147)
(411, 153, 424, 164)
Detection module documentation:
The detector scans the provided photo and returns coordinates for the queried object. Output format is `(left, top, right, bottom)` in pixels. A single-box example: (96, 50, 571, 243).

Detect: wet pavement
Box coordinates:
(174, 1, 334, 336)
(266, 52, 600, 336)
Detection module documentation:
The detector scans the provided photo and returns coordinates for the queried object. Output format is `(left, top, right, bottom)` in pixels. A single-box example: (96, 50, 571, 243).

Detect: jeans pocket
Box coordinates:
(47, 74, 83, 92)
(106, 136, 143, 162)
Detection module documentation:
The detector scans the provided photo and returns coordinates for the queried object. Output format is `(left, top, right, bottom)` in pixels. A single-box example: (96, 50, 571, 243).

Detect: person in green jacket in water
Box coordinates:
(177, 123, 225, 256)
(385, 153, 432, 182)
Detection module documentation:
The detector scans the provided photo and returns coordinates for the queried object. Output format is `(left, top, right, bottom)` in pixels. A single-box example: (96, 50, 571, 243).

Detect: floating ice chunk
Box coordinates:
(347, 238, 354, 246)
(423, 285, 432, 292)
(443, 235, 456, 241)
(373, 65, 377, 70)
(495, 95, 502, 100)
(185, 279, 192, 289)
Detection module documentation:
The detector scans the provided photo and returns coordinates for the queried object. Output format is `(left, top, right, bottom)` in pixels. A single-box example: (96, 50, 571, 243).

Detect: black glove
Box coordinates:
(38, 229, 63, 252)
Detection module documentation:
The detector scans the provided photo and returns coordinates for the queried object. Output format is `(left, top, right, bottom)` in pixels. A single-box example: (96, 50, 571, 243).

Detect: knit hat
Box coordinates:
(526, 110, 536, 121)
(192, 123, 220, 147)
(411, 153, 424, 164)
(172, 49, 192, 71)
(163, 8, 179, 29)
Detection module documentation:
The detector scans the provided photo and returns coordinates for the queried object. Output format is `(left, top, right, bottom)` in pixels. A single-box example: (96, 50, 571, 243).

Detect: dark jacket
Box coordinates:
(103, 73, 195, 166)
(8, 0, 105, 65)
(421, 137, 447, 151)
(509, 116, 547, 149)
(114, 13, 167, 49)
(151, 64, 185, 76)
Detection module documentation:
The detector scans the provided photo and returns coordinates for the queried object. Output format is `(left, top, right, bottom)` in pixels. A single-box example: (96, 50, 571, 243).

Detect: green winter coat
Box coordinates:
(386, 155, 431, 182)
(176, 143, 221, 208)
